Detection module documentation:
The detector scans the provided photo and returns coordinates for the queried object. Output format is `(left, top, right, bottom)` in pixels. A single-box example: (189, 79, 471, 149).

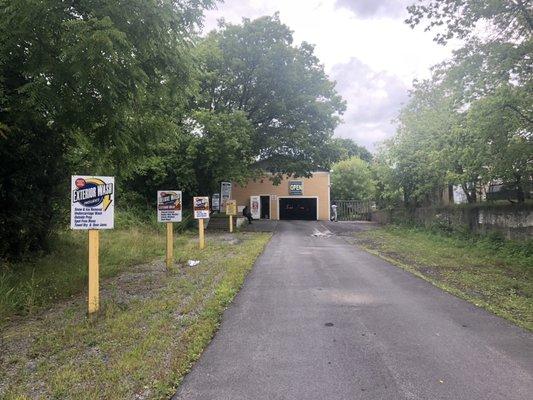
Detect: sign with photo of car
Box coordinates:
(157, 190, 182, 223)
(193, 196, 210, 219)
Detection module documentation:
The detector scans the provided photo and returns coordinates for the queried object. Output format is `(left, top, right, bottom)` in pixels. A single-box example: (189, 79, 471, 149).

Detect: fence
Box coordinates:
(371, 203, 533, 239)
(333, 200, 372, 221)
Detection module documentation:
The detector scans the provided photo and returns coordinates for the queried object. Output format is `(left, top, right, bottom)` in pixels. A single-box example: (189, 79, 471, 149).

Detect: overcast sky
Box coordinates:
(202, 0, 458, 151)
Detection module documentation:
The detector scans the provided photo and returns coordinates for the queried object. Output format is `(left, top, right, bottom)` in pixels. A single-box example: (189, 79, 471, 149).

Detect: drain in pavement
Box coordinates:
(324, 322, 334, 327)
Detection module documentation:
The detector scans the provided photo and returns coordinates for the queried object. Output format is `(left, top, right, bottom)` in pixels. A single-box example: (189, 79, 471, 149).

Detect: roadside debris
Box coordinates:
(312, 229, 332, 238)
(187, 260, 200, 267)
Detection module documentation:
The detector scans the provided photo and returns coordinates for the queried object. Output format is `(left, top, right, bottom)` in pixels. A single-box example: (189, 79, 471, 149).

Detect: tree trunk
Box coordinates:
(515, 174, 525, 203)
(461, 183, 476, 203)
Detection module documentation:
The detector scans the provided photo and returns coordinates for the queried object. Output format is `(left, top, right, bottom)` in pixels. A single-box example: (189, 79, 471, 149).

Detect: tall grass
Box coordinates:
(0, 211, 192, 323)
(356, 226, 533, 329)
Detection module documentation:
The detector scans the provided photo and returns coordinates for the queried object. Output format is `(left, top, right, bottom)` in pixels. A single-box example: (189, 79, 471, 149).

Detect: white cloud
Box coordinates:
(335, 0, 411, 18)
(331, 58, 409, 149)
(202, 0, 459, 151)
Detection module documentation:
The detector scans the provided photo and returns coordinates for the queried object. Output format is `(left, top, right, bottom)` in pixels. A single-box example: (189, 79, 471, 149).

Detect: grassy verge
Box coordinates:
(0, 210, 195, 322)
(0, 231, 271, 399)
(0, 226, 168, 321)
(353, 226, 532, 330)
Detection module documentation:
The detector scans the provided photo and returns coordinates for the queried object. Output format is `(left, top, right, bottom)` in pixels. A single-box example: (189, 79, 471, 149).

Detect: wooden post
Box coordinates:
(166, 222, 173, 268)
(199, 218, 205, 249)
(229, 215, 233, 233)
(88, 229, 99, 315)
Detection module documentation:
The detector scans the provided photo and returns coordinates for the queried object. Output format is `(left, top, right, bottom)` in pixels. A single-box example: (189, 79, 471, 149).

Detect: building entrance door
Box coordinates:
(260, 196, 270, 219)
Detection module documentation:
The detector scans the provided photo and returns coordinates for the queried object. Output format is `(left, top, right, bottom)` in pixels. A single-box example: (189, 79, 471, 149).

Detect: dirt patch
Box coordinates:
(0, 259, 176, 396)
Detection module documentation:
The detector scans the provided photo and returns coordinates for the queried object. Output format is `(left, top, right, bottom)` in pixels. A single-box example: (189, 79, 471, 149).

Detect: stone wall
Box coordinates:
(371, 203, 533, 240)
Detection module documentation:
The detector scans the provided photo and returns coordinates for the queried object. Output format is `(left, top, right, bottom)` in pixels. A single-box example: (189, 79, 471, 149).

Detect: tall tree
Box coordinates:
(371, 0, 533, 207)
(331, 157, 375, 201)
(331, 137, 373, 163)
(195, 15, 346, 179)
(406, 0, 532, 44)
(0, 0, 214, 257)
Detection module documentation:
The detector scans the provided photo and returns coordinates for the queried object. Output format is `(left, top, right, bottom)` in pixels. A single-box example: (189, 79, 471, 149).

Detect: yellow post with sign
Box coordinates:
(199, 218, 205, 249)
(71, 175, 115, 317)
(88, 229, 100, 315)
(226, 200, 237, 233)
(193, 196, 209, 250)
(157, 190, 183, 269)
(166, 222, 173, 268)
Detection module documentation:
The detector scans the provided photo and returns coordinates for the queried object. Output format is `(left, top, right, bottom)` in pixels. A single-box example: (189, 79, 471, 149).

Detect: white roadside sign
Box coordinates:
(157, 190, 182, 223)
(220, 182, 232, 212)
(71, 175, 114, 229)
(193, 196, 210, 219)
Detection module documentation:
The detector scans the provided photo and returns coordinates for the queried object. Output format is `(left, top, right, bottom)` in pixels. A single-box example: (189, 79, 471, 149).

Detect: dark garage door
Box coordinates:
(279, 198, 317, 220)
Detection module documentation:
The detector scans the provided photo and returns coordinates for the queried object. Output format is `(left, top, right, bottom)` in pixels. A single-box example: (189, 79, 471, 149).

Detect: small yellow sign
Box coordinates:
(226, 200, 237, 216)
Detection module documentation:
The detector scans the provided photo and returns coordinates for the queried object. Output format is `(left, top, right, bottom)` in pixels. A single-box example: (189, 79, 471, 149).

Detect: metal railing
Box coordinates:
(332, 200, 372, 221)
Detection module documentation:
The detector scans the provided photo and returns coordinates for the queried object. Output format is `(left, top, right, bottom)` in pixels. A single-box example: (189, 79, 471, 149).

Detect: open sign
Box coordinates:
(288, 180, 303, 195)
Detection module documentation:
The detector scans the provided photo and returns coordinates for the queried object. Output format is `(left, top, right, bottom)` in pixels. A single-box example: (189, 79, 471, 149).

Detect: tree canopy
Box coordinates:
(331, 157, 375, 201)
(194, 15, 346, 178)
(372, 0, 532, 207)
(0, 5, 345, 258)
(331, 137, 372, 163)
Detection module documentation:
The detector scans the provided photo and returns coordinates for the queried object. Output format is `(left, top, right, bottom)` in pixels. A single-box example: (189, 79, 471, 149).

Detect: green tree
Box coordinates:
(331, 157, 375, 201)
(376, 0, 533, 206)
(331, 137, 372, 163)
(0, 0, 214, 257)
(406, 0, 532, 44)
(195, 15, 346, 180)
(466, 85, 533, 202)
(371, 147, 403, 209)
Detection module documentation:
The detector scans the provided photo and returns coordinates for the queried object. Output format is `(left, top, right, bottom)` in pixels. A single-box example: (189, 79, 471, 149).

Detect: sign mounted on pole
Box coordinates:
(70, 175, 114, 316)
(226, 200, 237, 233)
(212, 193, 220, 212)
(71, 176, 115, 229)
(194, 196, 209, 249)
(220, 182, 232, 212)
(288, 180, 303, 196)
(157, 190, 182, 223)
(193, 196, 210, 219)
(225, 200, 237, 216)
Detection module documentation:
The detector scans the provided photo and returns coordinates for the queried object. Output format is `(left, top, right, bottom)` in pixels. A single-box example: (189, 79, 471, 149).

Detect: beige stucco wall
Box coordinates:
(232, 172, 330, 221)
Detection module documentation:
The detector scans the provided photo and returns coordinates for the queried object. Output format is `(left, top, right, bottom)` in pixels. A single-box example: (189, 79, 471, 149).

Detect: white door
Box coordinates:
(250, 196, 261, 220)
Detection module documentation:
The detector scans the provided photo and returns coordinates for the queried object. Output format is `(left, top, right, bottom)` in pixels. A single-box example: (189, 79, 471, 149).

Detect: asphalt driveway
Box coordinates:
(173, 220, 532, 400)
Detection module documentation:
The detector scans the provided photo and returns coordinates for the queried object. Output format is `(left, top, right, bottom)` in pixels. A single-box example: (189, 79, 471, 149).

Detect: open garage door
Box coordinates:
(279, 197, 317, 220)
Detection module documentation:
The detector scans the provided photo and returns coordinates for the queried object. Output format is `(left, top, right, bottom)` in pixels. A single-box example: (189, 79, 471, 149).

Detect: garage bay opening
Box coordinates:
(279, 198, 317, 220)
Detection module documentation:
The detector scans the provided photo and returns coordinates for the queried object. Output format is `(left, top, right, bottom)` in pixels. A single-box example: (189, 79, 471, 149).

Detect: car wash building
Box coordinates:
(232, 171, 330, 221)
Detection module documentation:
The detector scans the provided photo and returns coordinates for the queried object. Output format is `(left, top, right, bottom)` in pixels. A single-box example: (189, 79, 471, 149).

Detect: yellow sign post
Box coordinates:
(156, 190, 182, 269)
(71, 175, 115, 317)
(199, 218, 205, 249)
(166, 222, 173, 268)
(88, 229, 100, 315)
(193, 196, 209, 250)
(226, 200, 237, 233)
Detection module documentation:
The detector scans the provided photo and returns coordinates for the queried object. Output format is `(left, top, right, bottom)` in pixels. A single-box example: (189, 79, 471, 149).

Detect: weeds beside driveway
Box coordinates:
(0, 232, 271, 399)
(352, 227, 532, 330)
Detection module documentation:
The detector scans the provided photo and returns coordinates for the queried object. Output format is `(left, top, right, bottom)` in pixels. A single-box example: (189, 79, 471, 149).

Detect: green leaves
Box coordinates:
(406, 0, 533, 44)
(331, 157, 375, 201)
(373, 1, 533, 207)
(195, 15, 345, 177)
(0, 0, 213, 258)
